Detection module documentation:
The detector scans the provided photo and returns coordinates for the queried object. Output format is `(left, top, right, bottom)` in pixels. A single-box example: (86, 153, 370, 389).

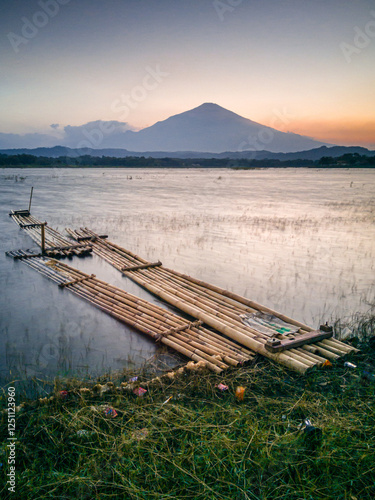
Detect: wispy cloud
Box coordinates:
(62, 121, 136, 149)
(0, 120, 136, 150)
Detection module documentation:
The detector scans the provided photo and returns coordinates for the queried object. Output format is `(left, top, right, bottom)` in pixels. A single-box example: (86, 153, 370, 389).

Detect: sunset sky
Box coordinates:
(0, 0, 374, 148)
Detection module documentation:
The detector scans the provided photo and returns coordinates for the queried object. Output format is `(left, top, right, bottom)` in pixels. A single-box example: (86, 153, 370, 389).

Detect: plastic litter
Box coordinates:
(133, 387, 147, 397)
(344, 362, 357, 369)
(129, 376, 138, 383)
(162, 396, 173, 406)
(59, 390, 68, 399)
(322, 360, 332, 368)
(216, 383, 229, 391)
(104, 406, 118, 418)
(235, 386, 245, 401)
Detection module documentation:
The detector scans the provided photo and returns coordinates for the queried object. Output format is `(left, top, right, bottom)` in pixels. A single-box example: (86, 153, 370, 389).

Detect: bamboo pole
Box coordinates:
(114, 243, 353, 360)
(86, 233, 288, 331)
(83, 236, 347, 370)
(28, 187, 33, 213)
(21, 225, 355, 372)
(71, 291, 249, 367)
(80, 233, 356, 365)
(321, 338, 357, 353)
(41, 223, 46, 254)
(66, 288, 233, 371)
(45, 260, 254, 368)
(115, 265, 304, 353)
(14, 214, 90, 257)
(63, 280, 228, 368)
(86, 238, 305, 348)
(13, 215, 66, 256)
(121, 278, 311, 372)
(139, 267, 252, 319)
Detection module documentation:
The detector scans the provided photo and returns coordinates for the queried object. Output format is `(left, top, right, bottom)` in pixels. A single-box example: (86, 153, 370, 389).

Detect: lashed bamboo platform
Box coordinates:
(66, 227, 358, 374)
(11, 253, 254, 373)
(9, 212, 92, 258)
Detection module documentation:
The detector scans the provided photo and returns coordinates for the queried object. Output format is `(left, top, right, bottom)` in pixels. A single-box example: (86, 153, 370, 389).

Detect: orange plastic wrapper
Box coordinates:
(235, 386, 245, 401)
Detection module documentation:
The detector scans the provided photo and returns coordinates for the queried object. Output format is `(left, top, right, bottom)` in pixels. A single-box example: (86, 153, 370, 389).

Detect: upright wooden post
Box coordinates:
(41, 223, 46, 254)
(28, 187, 34, 213)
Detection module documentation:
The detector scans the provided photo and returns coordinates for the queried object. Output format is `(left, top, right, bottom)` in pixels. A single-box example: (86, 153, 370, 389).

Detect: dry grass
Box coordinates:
(1, 318, 374, 500)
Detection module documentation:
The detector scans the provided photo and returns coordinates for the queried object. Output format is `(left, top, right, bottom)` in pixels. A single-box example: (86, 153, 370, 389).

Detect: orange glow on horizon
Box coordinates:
(279, 120, 375, 148)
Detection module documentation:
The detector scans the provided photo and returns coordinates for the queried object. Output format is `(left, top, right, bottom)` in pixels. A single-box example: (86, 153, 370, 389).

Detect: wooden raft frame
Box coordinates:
(265, 330, 333, 352)
(156, 320, 204, 341)
(9, 210, 30, 217)
(75, 234, 108, 242)
(59, 274, 96, 288)
(121, 261, 162, 273)
(19, 223, 47, 229)
(47, 243, 92, 252)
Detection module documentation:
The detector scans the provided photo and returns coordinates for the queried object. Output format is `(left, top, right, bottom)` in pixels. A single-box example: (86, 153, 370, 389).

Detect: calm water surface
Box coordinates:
(1, 168, 374, 384)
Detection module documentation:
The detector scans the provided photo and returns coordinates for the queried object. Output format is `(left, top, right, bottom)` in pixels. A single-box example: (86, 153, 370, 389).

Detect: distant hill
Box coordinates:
(216, 145, 375, 160)
(0, 146, 134, 158)
(1, 145, 374, 161)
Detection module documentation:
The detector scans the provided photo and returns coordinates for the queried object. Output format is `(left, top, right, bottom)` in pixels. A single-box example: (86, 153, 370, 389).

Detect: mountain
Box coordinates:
(120, 103, 329, 153)
(0, 103, 330, 153)
(1, 145, 374, 161)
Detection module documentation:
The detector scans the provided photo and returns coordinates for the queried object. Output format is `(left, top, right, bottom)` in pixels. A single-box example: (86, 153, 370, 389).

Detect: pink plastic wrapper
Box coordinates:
(59, 390, 68, 399)
(133, 387, 147, 397)
(217, 383, 229, 391)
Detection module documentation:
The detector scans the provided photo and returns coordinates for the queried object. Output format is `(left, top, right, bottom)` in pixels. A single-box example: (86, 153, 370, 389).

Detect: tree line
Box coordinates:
(0, 153, 374, 168)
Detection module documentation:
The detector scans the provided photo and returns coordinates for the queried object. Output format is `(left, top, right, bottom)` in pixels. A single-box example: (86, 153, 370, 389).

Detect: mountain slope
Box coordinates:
(121, 103, 329, 153)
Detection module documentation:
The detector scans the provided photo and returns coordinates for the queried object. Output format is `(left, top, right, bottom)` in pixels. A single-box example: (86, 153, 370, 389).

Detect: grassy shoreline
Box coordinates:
(1, 321, 374, 499)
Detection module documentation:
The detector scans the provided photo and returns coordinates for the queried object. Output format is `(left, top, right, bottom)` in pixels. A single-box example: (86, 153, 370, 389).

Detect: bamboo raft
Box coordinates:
(10, 253, 255, 373)
(9, 212, 92, 258)
(65, 227, 358, 374)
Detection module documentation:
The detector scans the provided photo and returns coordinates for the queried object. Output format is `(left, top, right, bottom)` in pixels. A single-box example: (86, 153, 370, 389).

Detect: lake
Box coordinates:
(1, 167, 374, 385)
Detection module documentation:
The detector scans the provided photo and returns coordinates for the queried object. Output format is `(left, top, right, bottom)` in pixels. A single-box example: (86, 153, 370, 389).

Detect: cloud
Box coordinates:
(62, 121, 136, 149)
(0, 121, 136, 150)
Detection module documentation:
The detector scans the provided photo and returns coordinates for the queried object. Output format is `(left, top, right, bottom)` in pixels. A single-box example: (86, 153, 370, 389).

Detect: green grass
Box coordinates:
(1, 328, 374, 499)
